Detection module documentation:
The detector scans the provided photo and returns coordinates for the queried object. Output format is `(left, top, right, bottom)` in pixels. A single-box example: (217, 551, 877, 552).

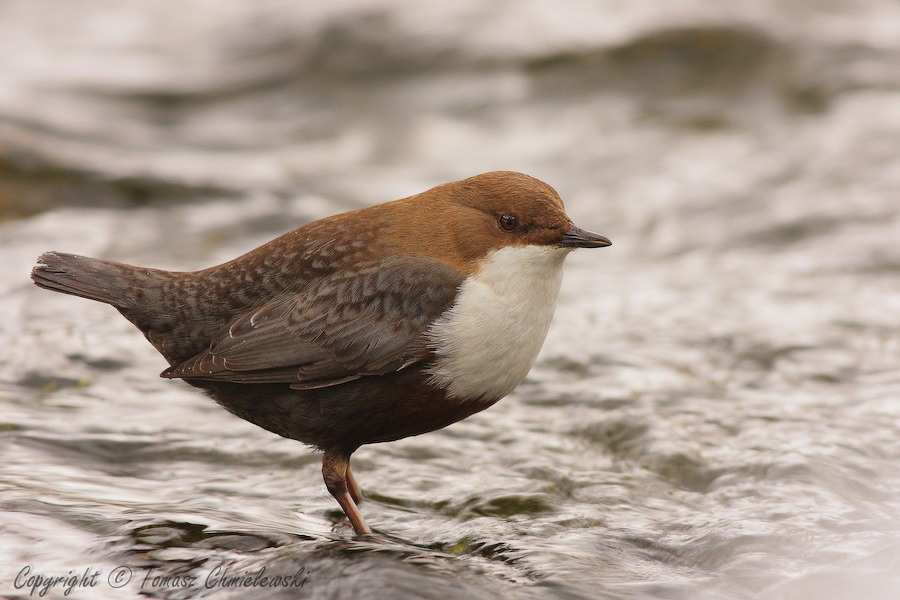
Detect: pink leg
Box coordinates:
(322, 451, 371, 535)
(346, 464, 363, 505)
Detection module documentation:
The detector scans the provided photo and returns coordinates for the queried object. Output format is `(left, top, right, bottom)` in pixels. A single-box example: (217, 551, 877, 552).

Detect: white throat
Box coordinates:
(427, 244, 570, 401)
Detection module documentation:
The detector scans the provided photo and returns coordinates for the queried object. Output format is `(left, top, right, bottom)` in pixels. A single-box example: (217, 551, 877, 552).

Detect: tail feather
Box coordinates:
(31, 251, 137, 307)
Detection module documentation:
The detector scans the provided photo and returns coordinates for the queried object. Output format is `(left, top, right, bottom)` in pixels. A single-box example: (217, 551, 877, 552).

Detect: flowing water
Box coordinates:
(2, 1, 900, 598)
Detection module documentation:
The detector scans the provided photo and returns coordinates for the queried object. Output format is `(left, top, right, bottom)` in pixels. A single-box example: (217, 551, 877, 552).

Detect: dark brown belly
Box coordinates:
(192, 367, 497, 454)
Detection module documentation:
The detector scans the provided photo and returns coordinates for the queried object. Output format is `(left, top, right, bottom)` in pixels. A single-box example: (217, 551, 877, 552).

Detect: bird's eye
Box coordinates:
(499, 214, 518, 231)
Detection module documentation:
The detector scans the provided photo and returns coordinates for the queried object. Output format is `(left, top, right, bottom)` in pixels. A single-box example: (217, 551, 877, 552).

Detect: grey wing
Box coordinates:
(161, 256, 463, 389)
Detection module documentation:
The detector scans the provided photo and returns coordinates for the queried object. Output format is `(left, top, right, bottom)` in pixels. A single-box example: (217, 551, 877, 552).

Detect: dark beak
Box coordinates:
(559, 225, 612, 249)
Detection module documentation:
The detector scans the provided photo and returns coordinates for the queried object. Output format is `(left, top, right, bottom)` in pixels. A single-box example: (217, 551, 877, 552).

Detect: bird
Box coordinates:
(30, 171, 611, 535)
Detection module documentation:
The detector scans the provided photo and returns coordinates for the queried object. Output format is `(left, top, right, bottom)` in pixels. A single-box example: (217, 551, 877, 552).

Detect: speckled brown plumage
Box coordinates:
(161, 256, 463, 389)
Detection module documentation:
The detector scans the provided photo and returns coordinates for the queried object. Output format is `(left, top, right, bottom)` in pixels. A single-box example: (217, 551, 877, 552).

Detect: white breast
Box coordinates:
(426, 245, 570, 401)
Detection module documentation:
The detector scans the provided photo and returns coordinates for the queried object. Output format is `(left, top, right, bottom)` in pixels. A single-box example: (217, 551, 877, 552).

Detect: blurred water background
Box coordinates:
(2, 1, 900, 598)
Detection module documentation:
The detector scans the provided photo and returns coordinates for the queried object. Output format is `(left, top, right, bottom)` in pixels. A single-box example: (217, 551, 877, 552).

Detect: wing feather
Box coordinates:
(161, 256, 463, 388)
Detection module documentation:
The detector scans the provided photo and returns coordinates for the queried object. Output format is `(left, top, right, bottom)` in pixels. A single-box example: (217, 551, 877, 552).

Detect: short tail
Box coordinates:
(31, 251, 139, 307)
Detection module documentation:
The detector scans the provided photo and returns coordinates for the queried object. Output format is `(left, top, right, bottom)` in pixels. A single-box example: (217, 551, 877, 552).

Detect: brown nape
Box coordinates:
(380, 171, 575, 273)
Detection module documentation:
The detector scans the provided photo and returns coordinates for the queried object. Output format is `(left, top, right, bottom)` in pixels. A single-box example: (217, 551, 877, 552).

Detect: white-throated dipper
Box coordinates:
(31, 171, 611, 535)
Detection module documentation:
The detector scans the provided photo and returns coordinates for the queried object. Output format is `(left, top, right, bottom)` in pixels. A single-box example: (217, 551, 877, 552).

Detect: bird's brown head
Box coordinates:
(388, 171, 610, 274)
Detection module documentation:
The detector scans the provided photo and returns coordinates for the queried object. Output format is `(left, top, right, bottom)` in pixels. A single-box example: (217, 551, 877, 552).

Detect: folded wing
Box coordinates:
(161, 256, 463, 389)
